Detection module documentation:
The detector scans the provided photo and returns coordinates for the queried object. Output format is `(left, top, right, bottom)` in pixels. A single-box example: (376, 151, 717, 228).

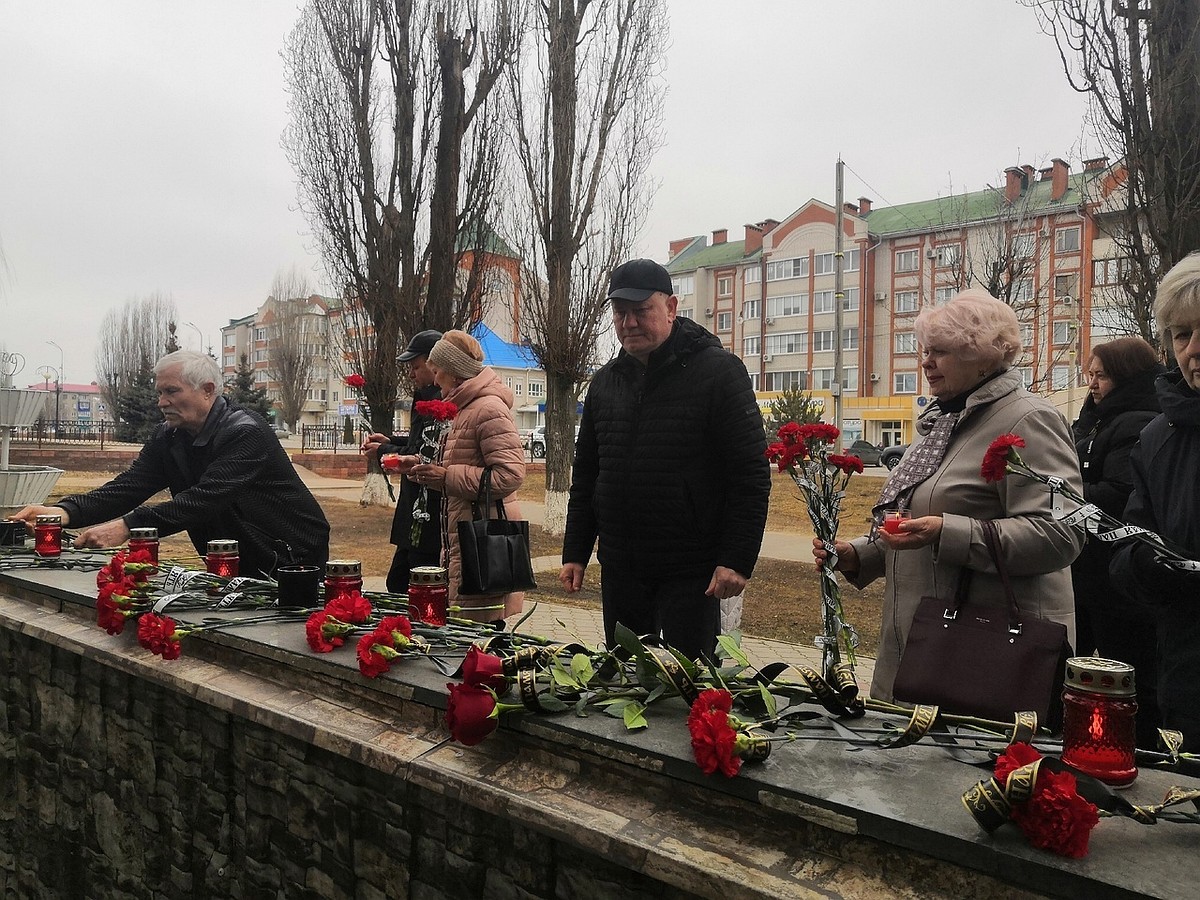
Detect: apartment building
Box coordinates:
(666, 156, 1124, 447)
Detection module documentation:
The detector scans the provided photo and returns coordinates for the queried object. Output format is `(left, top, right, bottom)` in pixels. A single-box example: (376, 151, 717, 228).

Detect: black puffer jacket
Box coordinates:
(377, 382, 442, 552)
(56, 397, 330, 578)
(1070, 366, 1162, 610)
(1111, 371, 1200, 742)
(563, 317, 770, 580)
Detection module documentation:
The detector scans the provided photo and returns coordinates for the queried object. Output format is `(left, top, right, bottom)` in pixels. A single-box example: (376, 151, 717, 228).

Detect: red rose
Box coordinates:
(325, 591, 372, 624)
(345, 373, 366, 389)
(688, 707, 742, 777)
(462, 645, 507, 691)
(827, 453, 864, 475)
(981, 433, 1026, 483)
(445, 683, 499, 746)
(356, 631, 395, 678)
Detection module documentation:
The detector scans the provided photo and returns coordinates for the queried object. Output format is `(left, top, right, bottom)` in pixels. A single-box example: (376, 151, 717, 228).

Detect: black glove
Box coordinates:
(1131, 542, 1197, 598)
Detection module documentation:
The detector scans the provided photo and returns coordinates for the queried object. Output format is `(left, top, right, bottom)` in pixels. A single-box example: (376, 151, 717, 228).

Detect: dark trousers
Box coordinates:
(386, 546, 441, 594)
(600, 569, 719, 663)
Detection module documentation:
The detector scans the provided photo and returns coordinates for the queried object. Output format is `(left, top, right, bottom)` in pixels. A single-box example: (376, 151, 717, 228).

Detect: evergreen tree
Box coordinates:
(765, 386, 824, 440)
(225, 354, 273, 421)
(115, 358, 160, 443)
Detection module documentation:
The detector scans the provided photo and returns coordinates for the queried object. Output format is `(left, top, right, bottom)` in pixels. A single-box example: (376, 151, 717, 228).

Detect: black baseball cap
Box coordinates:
(607, 258, 673, 303)
(397, 329, 442, 362)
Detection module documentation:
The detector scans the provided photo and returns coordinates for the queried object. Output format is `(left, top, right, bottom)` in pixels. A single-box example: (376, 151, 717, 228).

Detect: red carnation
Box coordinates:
(305, 610, 350, 653)
(797, 422, 840, 445)
(344, 373, 366, 389)
(688, 707, 742, 777)
(445, 682, 499, 746)
(356, 631, 395, 678)
(993, 741, 1042, 785)
(981, 433, 1026, 483)
(992, 742, 1099, 858)
(827, 453, 864, 475)
(462, 645, 508, 691)
(415, 399, 458, 421)
(325, 590, 372, 624)
(136, 613, 180, 658)
(689, 688, 733, 721)
(96, 595, 128, 635)
(765, 441, 803, 472)
(376, 614, 413, 643)
(777, 421, 802, 445)
(97, 551, 127, 587)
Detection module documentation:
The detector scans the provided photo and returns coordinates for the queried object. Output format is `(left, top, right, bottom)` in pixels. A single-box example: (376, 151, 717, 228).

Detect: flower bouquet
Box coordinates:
(410, 399, 457, 544)
(765, 422, 863, 695)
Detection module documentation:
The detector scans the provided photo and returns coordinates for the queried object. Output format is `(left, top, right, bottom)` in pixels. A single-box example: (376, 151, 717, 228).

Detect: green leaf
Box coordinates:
(757, 683, 778, 718)
(551, 665, 580, 688)
(602, 700, 630, 718)
(535, 694, 570, 713)
(570, 653, 595, 684)
(622, 701, 648, 731)
(614, 623, 645, 655)
(716, 633, 750, 668)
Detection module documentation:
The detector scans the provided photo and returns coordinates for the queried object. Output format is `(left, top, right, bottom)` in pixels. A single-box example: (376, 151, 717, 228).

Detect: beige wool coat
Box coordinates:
(438, 367, 527, 622)
(848, 368, 1085, 704)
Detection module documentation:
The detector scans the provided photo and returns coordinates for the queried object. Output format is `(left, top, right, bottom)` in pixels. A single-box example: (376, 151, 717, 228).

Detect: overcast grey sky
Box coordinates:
(0, 0, 1092, 385)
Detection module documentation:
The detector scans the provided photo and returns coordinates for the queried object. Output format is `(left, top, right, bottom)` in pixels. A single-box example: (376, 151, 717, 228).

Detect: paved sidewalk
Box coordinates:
(304, 463, 876, 685)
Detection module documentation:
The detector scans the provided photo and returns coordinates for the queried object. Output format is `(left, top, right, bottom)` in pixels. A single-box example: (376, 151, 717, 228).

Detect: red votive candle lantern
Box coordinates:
(408, 566, 448, 627)
(380, 453, 402, 474)
(128, 527, 159, 563)
(34, 514, 63, 557)
(324, 559, 363, 603)
(1061, 656, 1138, 787)
(205, 539, 240, 578)
(882, 510, 910, 534)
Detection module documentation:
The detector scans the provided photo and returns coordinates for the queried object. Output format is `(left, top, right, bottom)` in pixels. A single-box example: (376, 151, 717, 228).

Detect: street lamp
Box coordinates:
(47, 340, 64, 435)
(184, 322, 205, 353)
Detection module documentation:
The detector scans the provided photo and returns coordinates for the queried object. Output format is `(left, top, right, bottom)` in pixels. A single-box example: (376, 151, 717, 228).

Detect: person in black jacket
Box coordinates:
(560, 258, 771, 661)
(1112, 254, 1200, 750)
(1071, 337, 1163, 746)
(9, 350, 329, 579)
(362, 329, 443, 593)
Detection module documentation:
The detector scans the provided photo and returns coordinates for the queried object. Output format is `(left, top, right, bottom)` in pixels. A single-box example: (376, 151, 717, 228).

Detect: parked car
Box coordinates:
(847, 439, 883, 467)
(272, 426, 291, 439)
(880, 444, 908, 470)
(527, 425, 580, 459)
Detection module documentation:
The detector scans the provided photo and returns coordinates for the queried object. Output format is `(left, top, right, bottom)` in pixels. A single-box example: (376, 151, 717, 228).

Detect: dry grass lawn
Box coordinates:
(46, 465, 890, 655)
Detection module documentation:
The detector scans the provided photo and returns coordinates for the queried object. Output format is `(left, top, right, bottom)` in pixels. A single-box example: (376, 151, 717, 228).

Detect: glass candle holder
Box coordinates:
(324, 559, 363, 603)
(205, 539, 240, 578)
(380, 453, 402, 474)
(408, 566, 448, 627)
(1061, 656, 1138, 787)
(882, 510, 911, 534)
(34, 514, 63, 557)
(276, 564, 323, 609)
(128, 527, 159, 564)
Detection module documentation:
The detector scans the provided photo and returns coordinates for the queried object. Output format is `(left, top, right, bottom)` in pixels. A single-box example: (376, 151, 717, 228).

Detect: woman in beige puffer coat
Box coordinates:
(408, 331, 526, 622)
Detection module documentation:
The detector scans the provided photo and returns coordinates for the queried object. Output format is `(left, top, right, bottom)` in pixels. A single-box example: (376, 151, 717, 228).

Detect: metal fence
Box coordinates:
(302, 424, 367, 452)
(6, 422, 116, 448)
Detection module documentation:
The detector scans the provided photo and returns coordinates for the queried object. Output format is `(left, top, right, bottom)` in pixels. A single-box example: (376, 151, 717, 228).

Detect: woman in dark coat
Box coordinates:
(1071, 337, 1163, 746)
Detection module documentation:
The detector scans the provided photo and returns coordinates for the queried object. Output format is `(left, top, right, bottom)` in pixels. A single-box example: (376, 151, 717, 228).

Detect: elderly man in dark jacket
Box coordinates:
(560, 258, 770, 661)
(11, 350, 329, 579)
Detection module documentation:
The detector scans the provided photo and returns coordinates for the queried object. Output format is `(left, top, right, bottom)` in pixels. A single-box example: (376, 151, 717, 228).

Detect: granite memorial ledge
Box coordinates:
(0, 565, 1195, 899)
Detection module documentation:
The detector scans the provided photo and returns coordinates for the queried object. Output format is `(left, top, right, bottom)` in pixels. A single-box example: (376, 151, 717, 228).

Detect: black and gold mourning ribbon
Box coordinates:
(792, 663, 865, 718)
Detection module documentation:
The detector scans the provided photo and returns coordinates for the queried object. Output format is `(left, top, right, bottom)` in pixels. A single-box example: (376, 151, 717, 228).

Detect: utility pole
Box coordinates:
(833, 157, 845, 449)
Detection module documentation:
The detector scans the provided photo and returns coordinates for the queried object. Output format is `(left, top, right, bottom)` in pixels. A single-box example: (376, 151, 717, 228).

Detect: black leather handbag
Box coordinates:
(892, 520, 1071, 725)
(456, 466, 537, 596)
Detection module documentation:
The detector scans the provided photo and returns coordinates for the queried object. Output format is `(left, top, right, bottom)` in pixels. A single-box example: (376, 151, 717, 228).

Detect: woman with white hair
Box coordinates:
(814, 289, 1084, 705)
(1112, 253, 1200, 749)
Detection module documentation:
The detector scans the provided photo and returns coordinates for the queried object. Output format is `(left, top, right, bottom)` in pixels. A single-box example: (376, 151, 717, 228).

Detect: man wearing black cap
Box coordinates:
(362, 329, 443, 593)
(560, 259, 771, 661)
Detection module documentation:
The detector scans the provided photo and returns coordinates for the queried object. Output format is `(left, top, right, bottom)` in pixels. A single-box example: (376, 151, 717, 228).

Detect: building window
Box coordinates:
(843, 248, 860, 272)
(842, 366, 859, 391)
(716, 311, 732, 331)
(742, 299, 760, 319)
(842, 288, 859, 311)
(514, 382, 523, 396)
(743, 336, 760, 356)
(813, 329, 835, 352)
(748, 372, 759, 391)
(744, 267, 761, 284)
(895, 291, 918, 313)
(814, 368, 835, 390)
(766, 332, 808, 355)
(766, 257, 808, 281)
(254, 349, 268, 363)
(766, 370, 808, 391)
(842, 327, 859, 350)
(1054, 273, 1078, 300)
(814, 252, 835, 275)
(677, 307, 694, 320)
(529, 381, 544, 398)
(1052, 321, 1074, 345)
(813, 290, 835, 314)
(934, 286, 957, 304)
(254, 327, 267, 342)
(1020, 324, 1034, 346)
(1012, 280, 1034, 303)
(895, 249, 919, 273)
(223, 354, 235, 367)
(1013, 233, 1035, 258)
(1056, 226, 1081, 254)
(766, 293, 807, 317)
(1093, 258, 1128, 286)
(894, 372, 917, 394)
(1016, 366, 1034, 390)
(935, 244, 961, 268)
(671, 275, 694, 295)
(1051, 365, 1071, 390)
(717, 275, 733, 297)
(895, 332, 916, 354)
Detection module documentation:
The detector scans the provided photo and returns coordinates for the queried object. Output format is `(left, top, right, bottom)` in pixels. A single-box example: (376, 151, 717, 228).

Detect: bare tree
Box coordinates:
(506, 0, 667, 533)
(1029, 0, 1200, 343)
(283, 0, 515, 505)
(266, 267, 320, 432)
(94, 292, 179, 413)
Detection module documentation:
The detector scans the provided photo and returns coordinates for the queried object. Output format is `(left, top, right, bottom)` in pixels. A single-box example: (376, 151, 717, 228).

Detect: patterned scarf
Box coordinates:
(872, 410, 960, 518)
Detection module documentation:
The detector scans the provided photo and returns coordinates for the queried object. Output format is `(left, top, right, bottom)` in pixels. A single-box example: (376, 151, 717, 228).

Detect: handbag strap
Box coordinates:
(980, 519, 1022, 631)
(472, 466, 508, 521)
